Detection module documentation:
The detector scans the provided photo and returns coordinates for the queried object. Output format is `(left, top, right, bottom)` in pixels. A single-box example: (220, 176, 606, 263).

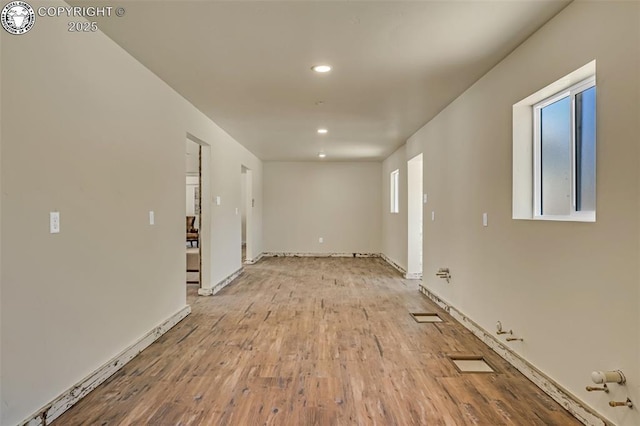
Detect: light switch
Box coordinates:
(50, 211, 60, 234)
(482, 212, 488, 227)
(149, 211, 155, 225)
(216, 196, 221, 206)
(423, 194, 428, 204)
(431, 211, 435, 221)
(235, 207, 239, 215)
(319, 237, 324, 243)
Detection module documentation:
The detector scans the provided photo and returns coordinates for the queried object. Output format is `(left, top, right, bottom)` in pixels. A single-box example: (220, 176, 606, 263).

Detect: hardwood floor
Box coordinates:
(53, 257, 580, 425)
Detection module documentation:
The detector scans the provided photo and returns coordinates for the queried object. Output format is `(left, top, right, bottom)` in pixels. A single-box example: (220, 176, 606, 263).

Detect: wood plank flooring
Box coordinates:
(53, 257, 580, 425)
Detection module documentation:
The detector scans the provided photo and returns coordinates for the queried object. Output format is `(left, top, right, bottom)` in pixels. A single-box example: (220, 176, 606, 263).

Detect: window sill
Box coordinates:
(529, 212, 596, 223)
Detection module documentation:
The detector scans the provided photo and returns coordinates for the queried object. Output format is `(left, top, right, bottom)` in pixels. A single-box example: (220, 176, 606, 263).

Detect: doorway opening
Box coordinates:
(241, 166, 253, 263)
(407, 154, 423, 279)
(186, 134, 212, 296)
(186, 139, 201, 293)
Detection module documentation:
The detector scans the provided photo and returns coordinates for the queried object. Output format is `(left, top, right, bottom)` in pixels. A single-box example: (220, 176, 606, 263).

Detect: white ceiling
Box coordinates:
(78, 1, 571, 161)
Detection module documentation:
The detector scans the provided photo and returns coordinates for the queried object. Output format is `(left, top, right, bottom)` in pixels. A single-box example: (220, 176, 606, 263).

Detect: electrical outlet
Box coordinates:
(50, 212, 60, 233)
(319, 237, 324, 243)
(149, 211, 155, 225)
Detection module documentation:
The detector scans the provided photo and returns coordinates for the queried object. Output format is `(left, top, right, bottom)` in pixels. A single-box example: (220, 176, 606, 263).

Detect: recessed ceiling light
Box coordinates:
(318, 152, 327, 159)
(317, 128, 328, 134)
(312, 65, 332, 73)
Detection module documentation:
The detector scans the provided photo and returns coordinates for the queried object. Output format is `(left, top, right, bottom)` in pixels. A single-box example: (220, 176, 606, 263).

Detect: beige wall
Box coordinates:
(0, 1, 262, 424)
(264, 162, 381, 254)
(381, 145, 408, 270)
(0, 24, 3, 422)
(398, 2, 639, 424)
(241, 170, 247, 244)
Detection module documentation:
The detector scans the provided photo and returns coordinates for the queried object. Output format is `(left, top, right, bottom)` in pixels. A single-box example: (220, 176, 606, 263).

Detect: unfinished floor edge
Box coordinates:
(21, 305, 192, 426)
(212, 267, 244, 295)
(263, 252, 380, 259)
(199, 267, 244, 296)
(244, 253, 264, 265)
(380, 253, 407, 275)
(262, 252, 409, 278)
(417, 284, 608, 426)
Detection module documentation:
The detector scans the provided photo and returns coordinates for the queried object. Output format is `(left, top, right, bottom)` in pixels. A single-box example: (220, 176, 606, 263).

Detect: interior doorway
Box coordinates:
(241, 166, 253, 263)
(186, 139, 201, 290)
(407, 154, 423, 279)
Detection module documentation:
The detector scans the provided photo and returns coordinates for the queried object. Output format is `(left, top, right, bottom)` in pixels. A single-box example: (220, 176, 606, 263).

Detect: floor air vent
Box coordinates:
(448, 355, 495, 373)
(410, 312, 443, 323)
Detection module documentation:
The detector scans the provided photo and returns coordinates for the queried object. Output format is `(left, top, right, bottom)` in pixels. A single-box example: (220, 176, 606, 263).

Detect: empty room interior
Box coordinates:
(1, 1, 639, 425)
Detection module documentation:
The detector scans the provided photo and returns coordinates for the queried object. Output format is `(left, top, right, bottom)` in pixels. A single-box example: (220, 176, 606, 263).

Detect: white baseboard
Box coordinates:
(380, 253, 407, 275)
(418, 284, 607, 426)
(244, 252, 264, 265)
(263, 252, 379, 258)
(198, 267, 244, 296)
(22, 305, 191, 426)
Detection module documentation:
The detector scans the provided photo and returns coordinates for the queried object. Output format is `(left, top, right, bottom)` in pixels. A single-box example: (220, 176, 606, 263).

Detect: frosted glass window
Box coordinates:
(533, 77, 596, 221)
(540, 97, 571, 216)
(576, 86, 596, 212)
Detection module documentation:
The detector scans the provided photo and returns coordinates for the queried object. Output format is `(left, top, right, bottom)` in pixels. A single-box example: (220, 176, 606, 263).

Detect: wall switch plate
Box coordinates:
(431, 211, 435, 221)
(423, 194, 428, 204)
(482, 212, 488, 227)
(319, 237, 324, 243)
(216, 196, 221, 205)
(149, 211, 155, 225)
(50, 211, 60, 234)
(235, 207, 239, 215)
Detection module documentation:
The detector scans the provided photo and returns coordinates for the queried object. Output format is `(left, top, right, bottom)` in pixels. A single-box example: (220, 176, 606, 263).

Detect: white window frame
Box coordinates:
(390, 169, 399, 213)
(532, 76, 595, 222)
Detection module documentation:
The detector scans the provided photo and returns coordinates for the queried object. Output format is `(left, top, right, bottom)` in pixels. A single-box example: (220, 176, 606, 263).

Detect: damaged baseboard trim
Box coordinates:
(263, 252, 379, 258)
(198, 267, 244, 296)
(244, 252, 264, 265)
(404, 272, 422, 280)
(418, 284, 608, 426)
(21, 305, 191, 426)
(380, 253, 407, 275)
